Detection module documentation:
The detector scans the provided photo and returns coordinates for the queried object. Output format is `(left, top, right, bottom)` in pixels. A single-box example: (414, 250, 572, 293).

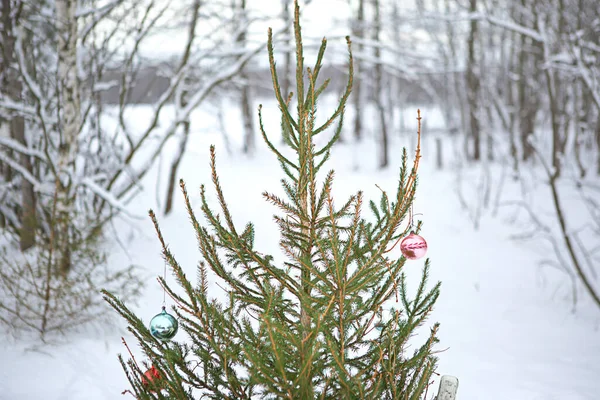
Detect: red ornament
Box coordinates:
(400, 232, 427, 260)
(141, 365, 163, 391)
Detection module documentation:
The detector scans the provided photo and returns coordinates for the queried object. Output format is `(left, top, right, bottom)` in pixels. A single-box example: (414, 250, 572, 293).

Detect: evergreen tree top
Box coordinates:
(103, 1, 441, 398)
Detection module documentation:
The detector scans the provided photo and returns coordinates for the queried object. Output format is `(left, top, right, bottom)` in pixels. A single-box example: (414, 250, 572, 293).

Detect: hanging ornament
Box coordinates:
(149, 260, 179, 341)
(385, 204, 428, 261)
(150, 306, 178, 341)
(400, 232, 428, 260)
(374, 306, 387, 331)
(141, 365, 164, 391)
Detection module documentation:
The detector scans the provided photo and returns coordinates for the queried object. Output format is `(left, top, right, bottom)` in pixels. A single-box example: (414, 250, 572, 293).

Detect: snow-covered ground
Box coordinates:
(1, 100, 599, 400)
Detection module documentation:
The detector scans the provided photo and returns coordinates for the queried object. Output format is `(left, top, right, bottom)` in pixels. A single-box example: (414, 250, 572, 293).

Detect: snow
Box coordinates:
(1, 100, 599, 400)
(79, 177, 145, 219)
(0, 149, 43, 190)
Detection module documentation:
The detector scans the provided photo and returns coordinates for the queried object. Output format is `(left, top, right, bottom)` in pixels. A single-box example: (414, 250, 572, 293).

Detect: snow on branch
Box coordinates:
(571, 46, 600, 110)
(79, 177, 144, 219)
(325, 35, 434, 62)
(0, 137, 46, 160)
(0, 150, 44, 191)
(79, 0, 123, 43)
(14, 28, 53, 141)
(352, 51, 417, 79)
(178, 30, 280, 120)
(580, 40, 600, 54)
(0, 99, 54, 123)
(420, 11, 544, 42)
(116, 1, 173, 151)
(114, 29, 281, 198)
(14, 32, 45, 102)
(92, 80, 119, 93)
(76, 0, 122, 18)
(484, 14, 544, 42)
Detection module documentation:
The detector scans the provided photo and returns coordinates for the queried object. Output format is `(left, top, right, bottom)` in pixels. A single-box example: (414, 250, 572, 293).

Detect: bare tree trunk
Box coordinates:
(373, 0, 388, 169)
(517, 53, 535, 162)
(506, 6, 519, 173)
(544, 59, 562, 178)
(241, 78, 254, 154)
(13, 107, 36, 250)
(1, 0, 36, 250)
(164, 120, 190, 215)
(517, 0, 539, 162)
(466, 0, 480, 161)
(389, 1, 402, 137)
(550, 0, 568, 177)
(213, 100, 232, 156)
(0, 120, 7, 228)
(443, 0, 464, 138)
(352, 0, 364, 142)
(596, 113, 600, 175)
(436, 137, 443, 169)
(238, 0, 254, 154)
(0, 0, 11, 230)
(483, 5, 494, 162)
(573, 81, 586, 178)
(55, 0, 81, 276)
(572, 0, 586, 178)
(163, 0, 201, 215)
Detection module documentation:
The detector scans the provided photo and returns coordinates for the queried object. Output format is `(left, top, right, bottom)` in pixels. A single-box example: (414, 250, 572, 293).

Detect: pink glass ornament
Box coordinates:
(400, 232, 428, 260)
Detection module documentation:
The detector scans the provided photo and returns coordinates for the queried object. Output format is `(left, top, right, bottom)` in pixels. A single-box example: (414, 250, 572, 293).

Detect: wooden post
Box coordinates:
(436, 375, 459, 400)
(436, 137, 443, 170)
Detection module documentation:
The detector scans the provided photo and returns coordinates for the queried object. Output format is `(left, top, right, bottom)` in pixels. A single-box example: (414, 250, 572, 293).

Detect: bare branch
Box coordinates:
(529, 138, 600, 309)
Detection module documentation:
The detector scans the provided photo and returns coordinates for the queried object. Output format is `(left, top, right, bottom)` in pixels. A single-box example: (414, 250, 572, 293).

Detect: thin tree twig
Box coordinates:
(529, 137, 600, 309)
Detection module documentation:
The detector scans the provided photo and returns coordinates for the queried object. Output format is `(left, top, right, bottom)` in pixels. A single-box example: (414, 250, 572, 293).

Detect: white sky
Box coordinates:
(133, 0, 353, 60)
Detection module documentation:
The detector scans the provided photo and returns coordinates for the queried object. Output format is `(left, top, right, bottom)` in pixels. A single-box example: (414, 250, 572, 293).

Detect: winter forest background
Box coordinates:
(1, 0, 600, 398)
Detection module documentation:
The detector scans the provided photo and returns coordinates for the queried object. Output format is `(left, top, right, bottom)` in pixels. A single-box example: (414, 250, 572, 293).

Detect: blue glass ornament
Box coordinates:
(149, 307, 178, 341)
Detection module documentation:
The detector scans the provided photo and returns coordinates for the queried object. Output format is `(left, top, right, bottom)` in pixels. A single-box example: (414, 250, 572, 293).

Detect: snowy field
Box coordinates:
(1, 100, 599, 400)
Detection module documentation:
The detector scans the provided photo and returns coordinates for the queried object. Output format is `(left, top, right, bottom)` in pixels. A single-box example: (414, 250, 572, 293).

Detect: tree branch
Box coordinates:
(529, 137, 600, 309)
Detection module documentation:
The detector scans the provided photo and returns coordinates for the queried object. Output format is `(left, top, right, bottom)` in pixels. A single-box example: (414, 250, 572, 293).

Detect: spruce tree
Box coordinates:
(103, 2, 441, 398)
